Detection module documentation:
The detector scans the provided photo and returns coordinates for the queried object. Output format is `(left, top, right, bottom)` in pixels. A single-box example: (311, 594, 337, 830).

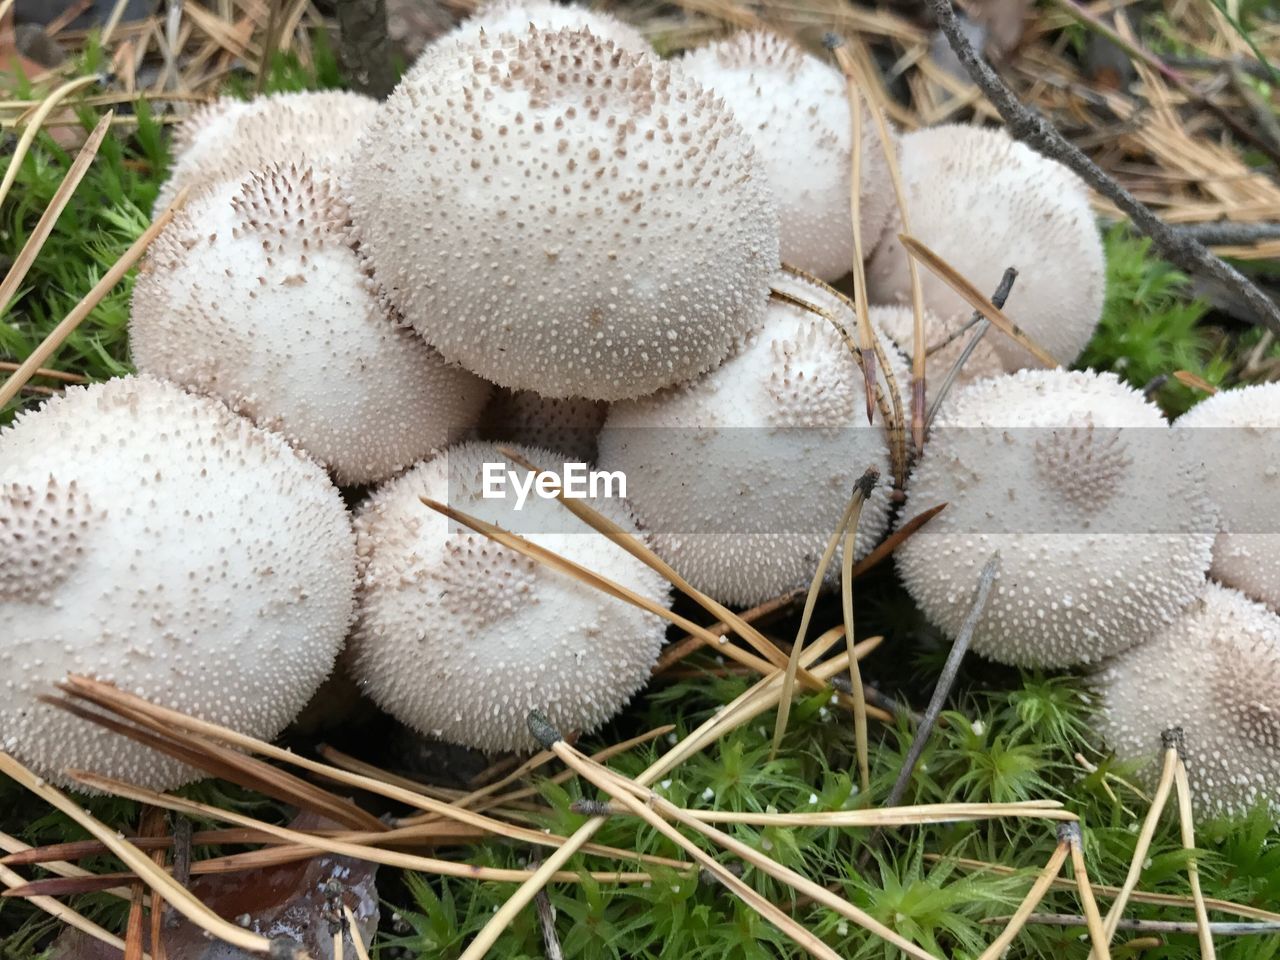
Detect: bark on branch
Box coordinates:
(925, 0, 1280, 334)
(335, 0, 396, 98)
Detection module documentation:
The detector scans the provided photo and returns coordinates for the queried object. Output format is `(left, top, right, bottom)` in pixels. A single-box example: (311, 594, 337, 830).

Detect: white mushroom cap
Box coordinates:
(1175, 382, 1280, 611)
(408, 0, 649, 79)
(156, 91, 378, 212)
(0, 376, 355, 790)
(598, 272, 903, 607)
(347, 26, 780, 401)
(348, 440, 671, 753)
(479, 388, 608, 464)
(867, 124, 1104, 370)
(895, 369, 1214, 668)
(681, 30, 897, 281)
(1094, 583, 1280, 818)
(870, 304, 1005, 412)
(132, 164, 489, 486)
(167, 97, 251, 159)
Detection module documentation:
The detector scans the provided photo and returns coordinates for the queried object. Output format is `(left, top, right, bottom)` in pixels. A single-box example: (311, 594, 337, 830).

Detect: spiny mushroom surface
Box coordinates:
(156, 91, 377, 211)
(479, 388, 608, 464)
(1175, 383, 1280, 611)
(409, 0, 649, 79)
(132, 164, 489, 486)
(0, 376, 355, 790)
(871, 303, 1004, 391)
(867, 124, 1104, 370)
(895, 369, 1214, 668)
(349, 441, 671, 753)
(681, 30, 896, 281)
(1094, 583, 1280, 818)
(598, 272, 903, 607)
(168, 96, 250, 158)
(348, 26, 780, 401)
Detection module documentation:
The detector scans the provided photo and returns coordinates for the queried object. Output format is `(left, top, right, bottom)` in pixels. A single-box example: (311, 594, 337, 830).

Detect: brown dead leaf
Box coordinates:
(46, 813, 380, 960)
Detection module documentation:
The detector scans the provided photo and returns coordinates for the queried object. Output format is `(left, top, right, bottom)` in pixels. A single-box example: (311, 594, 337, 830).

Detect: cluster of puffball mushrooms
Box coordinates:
(2, 0, 1278, 820)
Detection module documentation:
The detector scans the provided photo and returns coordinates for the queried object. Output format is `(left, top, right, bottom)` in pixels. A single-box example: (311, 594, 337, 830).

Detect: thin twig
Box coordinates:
(654, 588, 805, 673)
(532, 867, 564, 960)
(887, 551, 1000, 806)
(925, 269, 1018, 430)
(1162, 53, 1274, 81)
(66, 770, 658, 886)
(0, 361, 86, 383)
(924, 0, 1280, 333)
(572, 799, 1073, 827)
(859, 552, 1000, 870)
(899, 235, 1056, 366)
(1174, 222, 1280, 245)
(334, 0, 396, 96)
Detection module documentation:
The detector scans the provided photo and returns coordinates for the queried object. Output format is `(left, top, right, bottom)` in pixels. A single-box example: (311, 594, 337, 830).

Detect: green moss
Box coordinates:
(1077, 226, 1220, 417)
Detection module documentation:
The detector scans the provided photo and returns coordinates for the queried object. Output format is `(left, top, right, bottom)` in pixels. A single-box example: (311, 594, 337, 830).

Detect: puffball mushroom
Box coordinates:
(348, 26, 780, 401)
(1176, 383, 1280, 611)
(132, 164, 489, 486)
(156, 91, 377, 211)
(597, 272, 903, 608)
(1094, 583, 1280, 818)
(681, 30, 897, 282)
(348, 441, 671, 753)
(167, 96, 250, 159)
(895, 369, 1214, 668)
(867, 124, 1104, 370)
(0, 376, 355, 790)
(409, 0, 649, 78)
(479, 388, 608, 464)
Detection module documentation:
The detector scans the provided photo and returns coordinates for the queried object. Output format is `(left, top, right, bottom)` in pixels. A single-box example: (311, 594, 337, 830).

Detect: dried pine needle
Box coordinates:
(1174, 755, 1216, 960)
(1096, 738, 1180, 955)
(772, 478, 866, 760)
(0, 75, 99, 209)
(978, 838, 1071, 960)
(0, 752, 284, 958)
(66, 770, 660, 886)
(0, 112, 113, 314)
(840, 469, 877, 793)
(897, 233, 1059, 368)
(458, 634, 856, 960)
